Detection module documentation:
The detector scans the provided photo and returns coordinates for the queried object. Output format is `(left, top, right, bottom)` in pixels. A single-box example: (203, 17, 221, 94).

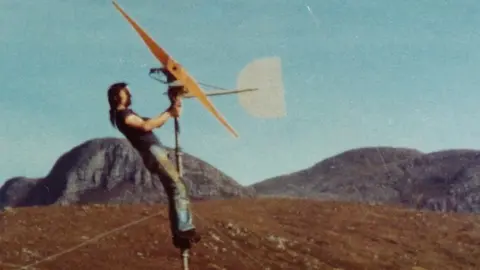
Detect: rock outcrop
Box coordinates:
(251, 147, 480, 213)
(0, 137, 255, 208)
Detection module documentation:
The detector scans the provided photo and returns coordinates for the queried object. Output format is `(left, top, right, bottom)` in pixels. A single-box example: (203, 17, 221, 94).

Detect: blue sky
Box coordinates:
(1, 0, 480, 186)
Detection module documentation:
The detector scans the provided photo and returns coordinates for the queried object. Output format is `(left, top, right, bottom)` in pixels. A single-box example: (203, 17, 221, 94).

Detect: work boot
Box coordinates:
(173, 229, 201, 249)
(178, 228, 201, 243)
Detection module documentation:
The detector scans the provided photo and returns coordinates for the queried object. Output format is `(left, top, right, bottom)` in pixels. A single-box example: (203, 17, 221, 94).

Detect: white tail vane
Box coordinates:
(237, 56, 287, 119)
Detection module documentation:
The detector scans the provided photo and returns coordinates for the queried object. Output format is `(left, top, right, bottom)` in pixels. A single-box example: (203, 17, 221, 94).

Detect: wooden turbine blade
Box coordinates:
(112, 0, 239, 138)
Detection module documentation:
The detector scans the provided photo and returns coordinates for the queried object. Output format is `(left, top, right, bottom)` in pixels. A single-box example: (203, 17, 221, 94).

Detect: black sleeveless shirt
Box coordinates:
(114, 109, 162, 151)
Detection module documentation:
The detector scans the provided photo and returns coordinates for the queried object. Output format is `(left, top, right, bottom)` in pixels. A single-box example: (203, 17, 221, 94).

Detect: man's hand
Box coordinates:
(168, 98, 183, 118)
(169, 106, 182, 118)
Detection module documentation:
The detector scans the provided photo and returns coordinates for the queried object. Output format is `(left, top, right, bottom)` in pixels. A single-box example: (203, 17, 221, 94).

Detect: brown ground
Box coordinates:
(1, 198, 479, 270)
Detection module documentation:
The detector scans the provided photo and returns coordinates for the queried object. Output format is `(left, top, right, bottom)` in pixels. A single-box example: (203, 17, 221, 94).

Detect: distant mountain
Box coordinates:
(251, 147, 480, 213)
(0, 137, 255, 208)
(4, 139, 480, 214)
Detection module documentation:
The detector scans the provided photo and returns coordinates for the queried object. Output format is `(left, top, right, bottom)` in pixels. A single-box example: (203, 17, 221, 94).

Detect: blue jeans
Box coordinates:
(142, 144, 195, 233)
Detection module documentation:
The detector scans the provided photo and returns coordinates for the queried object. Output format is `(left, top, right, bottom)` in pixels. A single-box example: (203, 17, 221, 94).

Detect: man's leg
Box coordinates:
(146, 145, 198, 239)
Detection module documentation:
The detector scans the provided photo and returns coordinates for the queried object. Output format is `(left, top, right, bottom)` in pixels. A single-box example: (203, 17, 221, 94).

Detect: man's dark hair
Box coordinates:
(107, 82, 128, 127)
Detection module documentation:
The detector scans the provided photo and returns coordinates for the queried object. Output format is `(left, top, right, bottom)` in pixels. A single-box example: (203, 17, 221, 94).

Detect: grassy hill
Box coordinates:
(1, 198, 479, 270)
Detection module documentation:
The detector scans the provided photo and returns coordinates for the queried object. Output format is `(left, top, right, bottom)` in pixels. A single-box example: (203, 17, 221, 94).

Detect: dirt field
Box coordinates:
(1, 198, 479, 270)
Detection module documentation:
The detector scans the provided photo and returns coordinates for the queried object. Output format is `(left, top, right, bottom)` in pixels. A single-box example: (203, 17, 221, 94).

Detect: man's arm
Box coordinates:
(124, 109, 173, 132)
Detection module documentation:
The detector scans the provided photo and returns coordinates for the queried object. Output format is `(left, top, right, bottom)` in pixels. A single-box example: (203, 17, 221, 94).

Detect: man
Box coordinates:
(107, 81, 200, 248)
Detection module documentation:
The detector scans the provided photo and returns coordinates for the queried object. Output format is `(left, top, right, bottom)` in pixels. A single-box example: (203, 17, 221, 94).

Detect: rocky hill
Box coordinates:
(1, 198, 479, 270)
(0, 137, 255, 208)
(3, 139, 480, 214)
(251, 147, 480, 213)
